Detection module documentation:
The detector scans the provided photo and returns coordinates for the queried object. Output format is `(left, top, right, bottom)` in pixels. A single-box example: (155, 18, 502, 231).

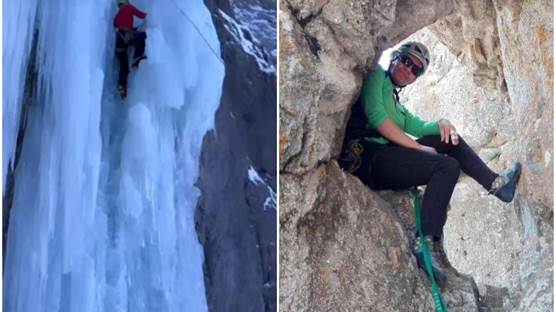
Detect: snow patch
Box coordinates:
(219, 9, 275, 74)
(247, 166, 276, 211)
(248, 166, 266, 185)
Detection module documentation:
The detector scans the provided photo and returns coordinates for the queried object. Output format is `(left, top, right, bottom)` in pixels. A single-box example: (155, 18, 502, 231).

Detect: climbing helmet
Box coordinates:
(390, 41, 430, 76)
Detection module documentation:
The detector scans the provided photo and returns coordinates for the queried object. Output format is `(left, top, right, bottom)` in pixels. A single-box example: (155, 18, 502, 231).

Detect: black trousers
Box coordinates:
(357, 135, 498, 239)
(115, 30, 147, 88)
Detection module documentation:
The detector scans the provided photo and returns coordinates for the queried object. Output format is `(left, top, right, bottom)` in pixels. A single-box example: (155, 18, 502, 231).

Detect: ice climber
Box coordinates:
(114, 0, 147, 99)
(339, 41, 522, 286)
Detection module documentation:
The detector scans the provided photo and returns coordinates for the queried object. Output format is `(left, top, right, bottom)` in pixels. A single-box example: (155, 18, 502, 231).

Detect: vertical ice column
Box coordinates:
(3, 1, 110, 311)
(2, 0, 39, 193)
(112, 0, 224, 310)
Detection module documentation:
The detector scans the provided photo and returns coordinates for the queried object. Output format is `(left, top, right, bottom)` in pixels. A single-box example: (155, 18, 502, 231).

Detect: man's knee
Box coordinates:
(422, 134, 470, 154)
(132, 31, 147, 42)
(438, 156, 461, 177)
(419, 135, 445, 148)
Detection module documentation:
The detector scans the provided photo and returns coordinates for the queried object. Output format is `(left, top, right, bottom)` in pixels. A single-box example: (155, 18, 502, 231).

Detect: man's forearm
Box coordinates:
(376, 118, 421, 149)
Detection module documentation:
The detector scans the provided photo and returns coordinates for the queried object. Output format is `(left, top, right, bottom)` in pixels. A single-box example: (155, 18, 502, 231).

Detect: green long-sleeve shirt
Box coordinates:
(361, 67, 440, 144)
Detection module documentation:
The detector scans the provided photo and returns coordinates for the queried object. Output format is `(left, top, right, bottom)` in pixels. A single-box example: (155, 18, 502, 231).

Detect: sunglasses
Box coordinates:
(399, 54, 424, 77)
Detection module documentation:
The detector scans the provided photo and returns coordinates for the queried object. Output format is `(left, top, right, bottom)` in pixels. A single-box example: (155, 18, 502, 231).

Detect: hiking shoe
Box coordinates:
(132, 55, 147, 68)
(118, 85, 127, 99)
(490, 161, 521, 203)
(412, 235, 447, 287)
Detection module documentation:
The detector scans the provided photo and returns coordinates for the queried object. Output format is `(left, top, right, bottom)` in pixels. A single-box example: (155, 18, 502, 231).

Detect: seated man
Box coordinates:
(339, 41, 521, 286)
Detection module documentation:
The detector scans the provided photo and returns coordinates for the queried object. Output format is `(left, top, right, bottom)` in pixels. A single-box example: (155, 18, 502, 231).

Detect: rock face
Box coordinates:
(198, 0, 277, 310)
(280, 0, 552, 311)
(400, 1, 553, 310)
(281, 163, 483, 311)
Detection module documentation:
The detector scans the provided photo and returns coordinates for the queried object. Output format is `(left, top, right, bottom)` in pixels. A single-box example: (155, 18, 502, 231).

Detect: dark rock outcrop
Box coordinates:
(197, 0, 277, 310)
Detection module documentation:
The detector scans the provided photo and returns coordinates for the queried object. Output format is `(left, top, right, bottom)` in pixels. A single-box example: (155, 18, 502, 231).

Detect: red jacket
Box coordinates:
(114, 4, 146, 30)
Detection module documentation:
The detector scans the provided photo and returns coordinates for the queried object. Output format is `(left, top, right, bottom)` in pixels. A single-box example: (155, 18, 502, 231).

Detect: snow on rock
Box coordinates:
(248, 166, 277, 211)
(218, 4, 276, 74)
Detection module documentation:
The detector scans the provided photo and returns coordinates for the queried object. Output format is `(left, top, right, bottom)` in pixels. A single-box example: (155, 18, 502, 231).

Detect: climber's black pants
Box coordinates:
(115, 30, 147, 88)
(130, 31, 146, 60)
(367, 135, 498, 239)
(116, 49, 129, 88)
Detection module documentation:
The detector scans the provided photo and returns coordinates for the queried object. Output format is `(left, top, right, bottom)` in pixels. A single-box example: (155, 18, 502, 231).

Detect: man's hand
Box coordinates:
(418, 145, 438, 155)
(438, 119, 459, 145)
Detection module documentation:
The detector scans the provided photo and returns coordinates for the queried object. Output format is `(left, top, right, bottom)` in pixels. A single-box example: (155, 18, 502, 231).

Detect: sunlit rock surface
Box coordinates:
(279, 0, 553, 310)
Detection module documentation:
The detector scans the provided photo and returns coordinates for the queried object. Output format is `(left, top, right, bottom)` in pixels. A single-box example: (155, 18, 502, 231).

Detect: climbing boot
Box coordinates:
(118, 85, 127, 99)
(412, 235, 447, 287)
(490, 161, 521, 203)
(132, 55, 146, 69)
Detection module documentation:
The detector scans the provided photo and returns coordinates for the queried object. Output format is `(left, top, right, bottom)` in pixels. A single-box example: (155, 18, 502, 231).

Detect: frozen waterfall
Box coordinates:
(3, 0, 224, 311)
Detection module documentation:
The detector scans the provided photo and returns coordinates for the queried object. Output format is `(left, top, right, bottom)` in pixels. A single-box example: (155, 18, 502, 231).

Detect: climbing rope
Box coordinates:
(412, 188, 449, 312)
(170, 0, 225, 65)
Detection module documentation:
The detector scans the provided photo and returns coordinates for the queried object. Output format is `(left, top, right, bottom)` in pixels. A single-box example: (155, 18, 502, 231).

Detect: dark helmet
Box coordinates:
(390, 41, 430, 73)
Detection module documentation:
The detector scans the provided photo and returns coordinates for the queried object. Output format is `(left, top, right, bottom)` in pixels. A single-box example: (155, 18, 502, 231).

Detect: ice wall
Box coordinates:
(3, 1, 224, 311)
(3, 0, 39, 193)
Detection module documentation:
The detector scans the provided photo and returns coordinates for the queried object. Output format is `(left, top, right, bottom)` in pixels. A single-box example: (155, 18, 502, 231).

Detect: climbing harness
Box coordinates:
(339, 139, 364, 173)
(412, 188, 449, 312)
(116, 29, 134, 46)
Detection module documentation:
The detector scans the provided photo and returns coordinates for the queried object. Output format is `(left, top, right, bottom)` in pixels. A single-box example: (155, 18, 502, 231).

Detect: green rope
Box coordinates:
(412, 188, 449, 312)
